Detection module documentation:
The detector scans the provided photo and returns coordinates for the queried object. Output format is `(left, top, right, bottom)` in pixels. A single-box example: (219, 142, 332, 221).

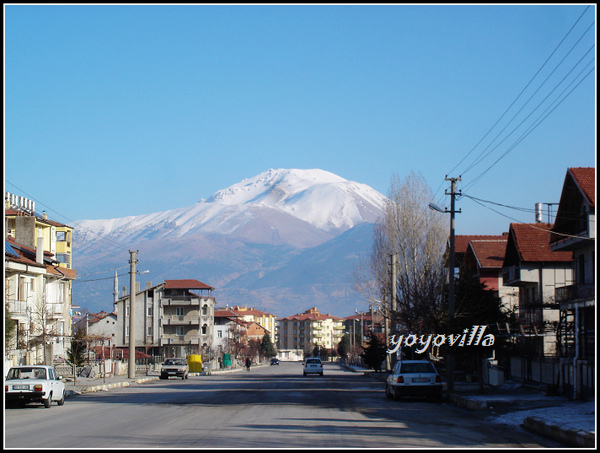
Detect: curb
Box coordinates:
(523, 416, 596, 448)
(65, 376, 159, 396)
(446, 393, 488, 410)
(446, 393, 596, 448)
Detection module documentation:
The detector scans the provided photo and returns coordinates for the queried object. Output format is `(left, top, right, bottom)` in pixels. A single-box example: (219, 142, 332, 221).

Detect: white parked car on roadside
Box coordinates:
(303, 357, 323, 376)
(5, 365, 66, 408)
(385, 360, 443, 401)
(160, 358, 189, 379)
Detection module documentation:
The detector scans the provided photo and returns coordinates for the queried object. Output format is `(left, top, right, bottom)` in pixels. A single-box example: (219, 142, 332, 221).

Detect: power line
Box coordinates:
(461, 17, 595, 178)
(446, 6, 592, 178)
(462, 193, 594, 241)
(446, 6, 594, 192)
(463, 61, 594, 192)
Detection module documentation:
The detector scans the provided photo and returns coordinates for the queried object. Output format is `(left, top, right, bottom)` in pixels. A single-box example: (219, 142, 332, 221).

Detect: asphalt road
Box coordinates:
(4, 362, 562, 449)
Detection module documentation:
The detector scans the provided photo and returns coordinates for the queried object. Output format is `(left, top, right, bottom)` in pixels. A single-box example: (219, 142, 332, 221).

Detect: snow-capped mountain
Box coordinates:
(72, 169, 387, 317)
(206, 168, 386, 233)
(75, 169, 386, 245)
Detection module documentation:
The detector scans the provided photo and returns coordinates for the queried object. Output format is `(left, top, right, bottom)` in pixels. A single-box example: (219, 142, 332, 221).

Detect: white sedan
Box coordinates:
(385, 360, 443, 401)
(5, 365, 66, 408)
(303, 358, 324, 376)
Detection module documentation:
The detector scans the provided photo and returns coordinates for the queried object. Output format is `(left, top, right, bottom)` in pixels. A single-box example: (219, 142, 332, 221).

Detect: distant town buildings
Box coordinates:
(277, 307, 344, 353)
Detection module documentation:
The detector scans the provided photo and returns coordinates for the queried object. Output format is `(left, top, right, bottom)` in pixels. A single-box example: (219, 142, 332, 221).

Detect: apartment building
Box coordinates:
(5, 194, 77, 366)
(277, 307, 344, 352)
(114, 279, 215, 359)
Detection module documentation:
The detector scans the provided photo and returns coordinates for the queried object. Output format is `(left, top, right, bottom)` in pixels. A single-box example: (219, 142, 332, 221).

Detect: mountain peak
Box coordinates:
(206, 168, 346, 205)
(206, 168, 386, 233)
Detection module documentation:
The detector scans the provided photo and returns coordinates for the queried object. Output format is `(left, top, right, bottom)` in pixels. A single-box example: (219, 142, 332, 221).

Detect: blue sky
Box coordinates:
(5, 4, 596, 235)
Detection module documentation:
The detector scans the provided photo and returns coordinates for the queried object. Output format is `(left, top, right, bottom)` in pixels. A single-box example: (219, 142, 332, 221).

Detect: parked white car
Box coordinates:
(385, 360, 443, 401)
(5, 365, 66, 408)
(160, 358, 189, 379)
(303, 358, 323, 376)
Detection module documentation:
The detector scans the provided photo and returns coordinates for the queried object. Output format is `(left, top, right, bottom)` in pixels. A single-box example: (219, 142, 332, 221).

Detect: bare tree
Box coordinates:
(354, 172, 447, 336)
(30, 293, 65, 365)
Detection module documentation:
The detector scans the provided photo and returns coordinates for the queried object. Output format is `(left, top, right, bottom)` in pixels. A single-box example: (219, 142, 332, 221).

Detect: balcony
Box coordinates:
(162, 297, 200, 306)
(159, 335, 200, 346)
(161, 315, 200, 326)
(555, 284, 595, 305)
(7, 300, 28, 316)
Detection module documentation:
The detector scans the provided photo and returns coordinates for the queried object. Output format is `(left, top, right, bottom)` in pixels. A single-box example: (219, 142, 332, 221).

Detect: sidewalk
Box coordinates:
(356, 366, 595, 448)
(64, 373, 160, 395)
(63, 364, 254, 394)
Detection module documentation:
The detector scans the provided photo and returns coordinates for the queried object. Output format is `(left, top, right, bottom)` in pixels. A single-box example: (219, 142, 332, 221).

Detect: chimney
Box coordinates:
(36, 228, 44, 264)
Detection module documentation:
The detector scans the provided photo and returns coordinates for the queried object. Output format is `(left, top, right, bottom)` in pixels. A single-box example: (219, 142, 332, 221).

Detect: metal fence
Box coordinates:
(509, 356, 594, 400)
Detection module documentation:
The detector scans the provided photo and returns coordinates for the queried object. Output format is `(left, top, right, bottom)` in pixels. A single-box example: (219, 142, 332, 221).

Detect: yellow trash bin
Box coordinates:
(187, 355, 202, 373)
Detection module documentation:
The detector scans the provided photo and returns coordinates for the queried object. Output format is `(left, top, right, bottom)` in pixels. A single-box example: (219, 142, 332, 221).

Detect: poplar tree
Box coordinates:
(354, 171, 447, 336)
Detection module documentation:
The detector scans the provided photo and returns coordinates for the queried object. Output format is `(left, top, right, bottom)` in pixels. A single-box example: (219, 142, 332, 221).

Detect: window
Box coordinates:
(176, 307, 184, 316)
(18, 277, 28, 301)
(175, 326, 184, 336)
(147, 306, 153, 316)
(202, 324, 207, 335)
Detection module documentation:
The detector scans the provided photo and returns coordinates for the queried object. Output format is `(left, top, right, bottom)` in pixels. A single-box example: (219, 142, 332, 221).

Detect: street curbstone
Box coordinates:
(523, 416, 595, 448)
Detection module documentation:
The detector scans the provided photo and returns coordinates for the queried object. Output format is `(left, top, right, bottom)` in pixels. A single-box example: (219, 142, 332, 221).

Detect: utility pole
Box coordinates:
(445, 176, 460, 392)
(128, 250, 138, 379)
(389, 253, 397, 367)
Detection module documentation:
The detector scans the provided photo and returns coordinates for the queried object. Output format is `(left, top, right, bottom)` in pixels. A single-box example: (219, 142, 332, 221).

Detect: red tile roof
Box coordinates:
(164, 279, 214, 290)
(278, 308, 343, 322)
(569, 167, 595, 208)
(454, 235, 503, 255)
(468, 238, 508, 269)
(510, 223, 572, 262)
(344, 313, 373, 321)
(5, 236, 76, 279)
(214, 309, 238, 318)
(228, 306, 276, 317)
